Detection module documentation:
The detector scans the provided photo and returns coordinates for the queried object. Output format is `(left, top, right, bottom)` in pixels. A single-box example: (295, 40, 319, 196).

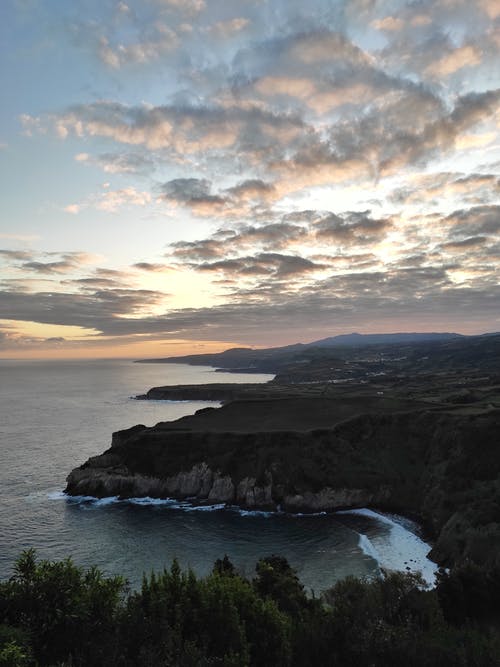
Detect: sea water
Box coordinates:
(0, 359, 437, 591)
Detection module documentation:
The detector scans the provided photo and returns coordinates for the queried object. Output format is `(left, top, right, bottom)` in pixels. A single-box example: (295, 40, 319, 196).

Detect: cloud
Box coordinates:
(0, 249, 33, 262)
(1, 250, 99, 275)
(480, 0, 500, 19)
(64, 204, 82, 214)
(75, 151, 156, 174)
(97, 23, 179, 69)
(133, 262, 169, 272)
(315, 212, 392, 245)
(21, 261, 78, 274)
(9, 0, 500, 347)
(24, 28, 498, 206)
(225, 179, 275, 200)
(3, 269, 494, 344)
(445, 204, 500, 236)
(197, 252, 327, 278)
(0, 288, 166, 331)
(425, 44, 482, 78)
(161, 177, 216, 203)
(96, 187, 151, 212)
(389, 172, 500, 207)
(160, 177, 226, 214)
(207, 17, 250, 38)
(441, 236, 489, 250)
(155, 0, 206, 15)
(65, 187, 152, 214)
(371, 16, 404, 31)
(170, 218, 310, 263)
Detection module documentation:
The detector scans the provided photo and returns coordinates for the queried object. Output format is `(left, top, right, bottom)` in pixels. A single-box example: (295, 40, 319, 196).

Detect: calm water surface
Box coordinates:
(0, 359, 435, 591)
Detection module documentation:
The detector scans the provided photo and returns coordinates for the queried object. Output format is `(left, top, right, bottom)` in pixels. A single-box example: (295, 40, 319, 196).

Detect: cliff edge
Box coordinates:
(65, 397, 500, 569)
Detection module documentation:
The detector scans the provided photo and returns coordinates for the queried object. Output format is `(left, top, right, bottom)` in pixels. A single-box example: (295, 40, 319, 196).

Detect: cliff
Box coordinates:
(65, 397, 500, 569)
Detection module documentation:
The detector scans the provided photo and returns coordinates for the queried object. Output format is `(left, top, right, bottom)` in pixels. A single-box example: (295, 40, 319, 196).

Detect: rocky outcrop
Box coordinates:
(65, 460, 392, 512)
(67, 461, 215, 501)
(282, 486, 392, 513)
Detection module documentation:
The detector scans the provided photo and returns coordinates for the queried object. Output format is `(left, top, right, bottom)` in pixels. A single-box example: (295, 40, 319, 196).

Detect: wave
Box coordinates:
(47, 492, 329, 518)
(46, 492, 437, 584)
(338, 508, 437, 586)
(358, 533, 381, 562)
(230, 507, 275, 518)
(127, 497, 182, 507)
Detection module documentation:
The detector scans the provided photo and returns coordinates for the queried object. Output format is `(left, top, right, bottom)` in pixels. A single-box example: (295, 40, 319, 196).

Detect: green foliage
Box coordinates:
(0, 625, 31, 667)
(0, 549, 125, 666)
(1, 551, 499, 666)
(253, 555, 308, 615)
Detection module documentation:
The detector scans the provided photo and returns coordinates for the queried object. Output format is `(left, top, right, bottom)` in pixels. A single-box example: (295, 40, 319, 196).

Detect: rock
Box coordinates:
(236, 472, 274, 508)
(165, 463, 213, 497)
(208, 474, 235, 503)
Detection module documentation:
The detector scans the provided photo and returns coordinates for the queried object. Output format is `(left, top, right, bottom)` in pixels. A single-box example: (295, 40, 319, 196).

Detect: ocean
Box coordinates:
(0, 359, 436, 591)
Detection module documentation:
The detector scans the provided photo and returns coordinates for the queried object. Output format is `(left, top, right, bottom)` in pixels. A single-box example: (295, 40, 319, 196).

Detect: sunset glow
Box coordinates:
(1, 0, 499, 358)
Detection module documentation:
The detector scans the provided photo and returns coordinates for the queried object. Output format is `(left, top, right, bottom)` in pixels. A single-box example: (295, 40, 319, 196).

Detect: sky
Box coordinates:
(0, 0, 499, 359)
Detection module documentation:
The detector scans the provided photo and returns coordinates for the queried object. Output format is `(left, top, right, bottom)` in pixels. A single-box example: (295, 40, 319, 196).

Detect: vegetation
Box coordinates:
(1, 551, 500, 666)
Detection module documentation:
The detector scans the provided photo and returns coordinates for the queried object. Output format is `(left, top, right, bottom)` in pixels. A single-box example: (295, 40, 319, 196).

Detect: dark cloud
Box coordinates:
(133, 262, 169, 271)
(0, 287, 166, 331)
(70, 277, 122, 288)
(0, 249, 33, 262)
(197, 252, 327, 278)
(441, 236, 489, 250)
(21, 260, 77, 274)
(171, 220, 308, 261)
(1, 258, 498, 345)
(160, 177, 230, 214)
(171, 238, 226, 261)
(446, 205, 500, 236)
(315, 211, 392, 244)
(1, 250, 96, 275)
(161, 178, 219, 203)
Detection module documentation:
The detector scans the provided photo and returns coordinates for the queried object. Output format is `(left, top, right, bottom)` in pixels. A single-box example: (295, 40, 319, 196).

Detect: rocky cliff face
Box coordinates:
(66, 458, 392, 512)
(65, 403, 500, 568)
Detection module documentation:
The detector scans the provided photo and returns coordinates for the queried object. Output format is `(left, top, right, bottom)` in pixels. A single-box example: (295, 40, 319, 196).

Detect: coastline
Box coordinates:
(52, 490, 438, 586)
(64, 390, 500, 571)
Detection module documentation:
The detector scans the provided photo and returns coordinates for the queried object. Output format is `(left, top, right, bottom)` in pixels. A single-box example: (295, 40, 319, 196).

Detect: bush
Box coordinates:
(1, 551, 499, 666)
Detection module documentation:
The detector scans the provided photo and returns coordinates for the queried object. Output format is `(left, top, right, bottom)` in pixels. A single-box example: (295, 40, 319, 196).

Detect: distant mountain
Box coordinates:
(136, 331, 480, 371)
(310, 332, 464, 347)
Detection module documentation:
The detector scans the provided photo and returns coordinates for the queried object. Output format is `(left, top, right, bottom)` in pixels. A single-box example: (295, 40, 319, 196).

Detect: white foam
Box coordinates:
(358, 533, 381, 563)
(48, 491, 98, 503)
(128, 496, 180, 506)
(92, 496, 120, 506)
(232, 508, 274, 518)
(338, 508, 438, 586)
(46, 490, 67, 500)
(184, 503, 226, 512)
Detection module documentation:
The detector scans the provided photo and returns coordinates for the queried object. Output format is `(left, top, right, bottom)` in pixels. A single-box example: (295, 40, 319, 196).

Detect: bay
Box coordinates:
(0, 359, 436, 591)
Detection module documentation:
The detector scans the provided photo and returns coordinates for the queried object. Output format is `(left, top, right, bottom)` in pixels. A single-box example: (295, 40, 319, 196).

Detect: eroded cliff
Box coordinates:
(65, 398, 500, 568)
